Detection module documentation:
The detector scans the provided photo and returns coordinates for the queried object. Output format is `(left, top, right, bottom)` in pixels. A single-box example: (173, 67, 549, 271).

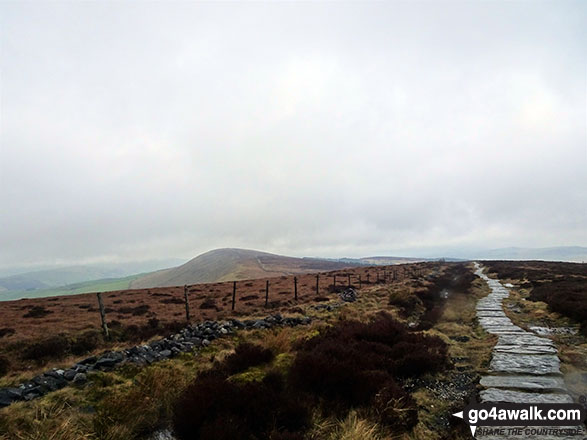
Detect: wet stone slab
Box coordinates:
(493, 345, 558, 355)
(480, 388, 573, 404)
(477, 310, 508, 317)
(484, 326, 527, 335)
(479, 317, 517, 326)
(477, 299, 505, 306)
(477, 300, 508, 308)
(490, 353, 561, 375)
(477, 305, 506, 312)
(497, 334, 555, 347)
(479, 375, 567, 392)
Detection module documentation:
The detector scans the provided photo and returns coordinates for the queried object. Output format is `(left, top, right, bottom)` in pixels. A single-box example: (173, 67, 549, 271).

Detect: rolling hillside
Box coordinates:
(0, 275, 141, 301)
(0, 259, 184, 292)
(475, 246, 587, 263)
(130, 248, 361, 289)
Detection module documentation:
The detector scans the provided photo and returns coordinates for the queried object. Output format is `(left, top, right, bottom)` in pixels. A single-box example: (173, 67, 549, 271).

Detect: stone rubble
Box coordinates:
(0, 313, 312, 408)
(338, 288, 358, 302)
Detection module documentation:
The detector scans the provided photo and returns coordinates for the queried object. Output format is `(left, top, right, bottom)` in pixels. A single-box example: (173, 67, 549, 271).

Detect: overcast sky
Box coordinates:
(0, 1, 586, 268)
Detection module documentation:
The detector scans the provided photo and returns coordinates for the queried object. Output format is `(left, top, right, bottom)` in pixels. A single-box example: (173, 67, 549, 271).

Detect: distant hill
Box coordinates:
(474, 246, 587, 263)
(130, 248, 361, 289)
(359, 256, 426, 265)
(0, 274, 141, 301)
(0, 259, 184, 293)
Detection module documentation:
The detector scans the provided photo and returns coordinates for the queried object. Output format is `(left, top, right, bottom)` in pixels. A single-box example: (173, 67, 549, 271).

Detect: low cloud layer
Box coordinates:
(1, 1, 585, 267)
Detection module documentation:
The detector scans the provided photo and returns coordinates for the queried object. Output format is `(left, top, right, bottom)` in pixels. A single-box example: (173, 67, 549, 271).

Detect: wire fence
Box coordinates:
(94, 264, 427, 339)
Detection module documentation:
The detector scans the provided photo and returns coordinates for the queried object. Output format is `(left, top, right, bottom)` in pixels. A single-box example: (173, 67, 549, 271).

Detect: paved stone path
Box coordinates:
(474, 263, 581, 439)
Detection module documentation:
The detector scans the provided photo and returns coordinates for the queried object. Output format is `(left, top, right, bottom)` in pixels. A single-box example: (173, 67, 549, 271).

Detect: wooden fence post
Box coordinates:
(184, 285, 190, 322)
(316, 274, 319, 295)
(366, 273, 370, 283)
(232, 281, 236, 311)
(96, 292, 109, 339)
(376, 271, 380, 283)
(265, 280, 269, 307)
(359, 275, 362, 289)
(294, 277, 298, 301)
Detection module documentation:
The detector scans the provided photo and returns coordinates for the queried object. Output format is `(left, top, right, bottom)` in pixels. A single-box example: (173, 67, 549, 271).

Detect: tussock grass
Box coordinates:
(260, 327, 295, 354)
(0, 388, 93, 440)
(309, 411, 385, 440)
(93, 362, 193, 439)
(388, 290, 422, 316)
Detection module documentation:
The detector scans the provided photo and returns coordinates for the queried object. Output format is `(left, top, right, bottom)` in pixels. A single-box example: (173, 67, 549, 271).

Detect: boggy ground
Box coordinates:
(0, 261, 496, 440)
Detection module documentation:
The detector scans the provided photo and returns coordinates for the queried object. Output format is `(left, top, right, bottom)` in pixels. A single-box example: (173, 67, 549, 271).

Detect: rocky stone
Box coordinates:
(22, 385, 43, 400)
(0, 390, 16, 407)
(79, 355, 97, 365)
(95, 351, 125, 369)
(72, 373, 87, 384)
(339, 288, 358, 302)
(45, 369, 65, 379)
(32, 375, 67, 392)
(5, 387, 24, 400)
(95, 358, 118, 369)
(159, 349, 172, 358)
(63, 369, 77, 381)
(231, 319, 245, 329)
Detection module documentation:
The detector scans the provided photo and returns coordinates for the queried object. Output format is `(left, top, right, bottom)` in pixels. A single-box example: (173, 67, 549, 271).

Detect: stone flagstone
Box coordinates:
(479, 375, 567, 392)
(480, 388, 573, 404)
(472, 262, 574, 440)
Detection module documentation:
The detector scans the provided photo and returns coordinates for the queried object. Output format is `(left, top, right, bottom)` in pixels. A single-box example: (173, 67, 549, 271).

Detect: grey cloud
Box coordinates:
(0, 1, 585, 267)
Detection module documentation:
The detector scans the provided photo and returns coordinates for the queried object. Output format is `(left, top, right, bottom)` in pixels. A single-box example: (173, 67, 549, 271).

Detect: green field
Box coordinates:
(0, 274, 140, 301)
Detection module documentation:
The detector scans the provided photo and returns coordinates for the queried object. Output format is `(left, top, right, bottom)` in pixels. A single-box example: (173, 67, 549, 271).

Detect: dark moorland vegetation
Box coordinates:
(173, 312, 449, 440)
(0, 319, 187, 372)
(485, 261, 587, 334)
